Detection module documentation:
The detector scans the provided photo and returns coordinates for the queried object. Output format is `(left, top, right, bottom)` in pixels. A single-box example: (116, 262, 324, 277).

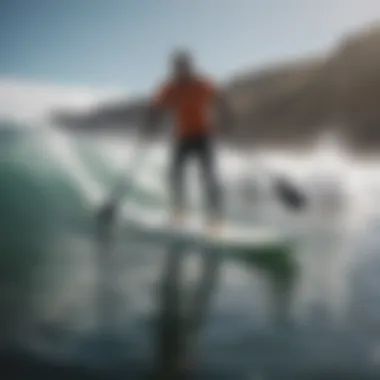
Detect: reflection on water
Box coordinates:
(1, 122, 380, 379)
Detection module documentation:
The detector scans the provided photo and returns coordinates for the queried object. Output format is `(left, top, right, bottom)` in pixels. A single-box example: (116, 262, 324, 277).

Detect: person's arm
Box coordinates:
(214, 90, 234, 132)
(204, 78, 234, 133)
(144, 102, 164, 135)
(143, 82, 173, 135)
(96, 82, 173, 222)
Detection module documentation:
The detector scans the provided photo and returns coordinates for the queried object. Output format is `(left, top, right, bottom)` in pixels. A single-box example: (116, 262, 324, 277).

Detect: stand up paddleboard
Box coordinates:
(120, 210, 297, 280)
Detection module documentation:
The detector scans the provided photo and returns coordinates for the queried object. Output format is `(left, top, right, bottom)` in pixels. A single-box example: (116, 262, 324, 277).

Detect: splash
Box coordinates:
(42, 128, 105, 207)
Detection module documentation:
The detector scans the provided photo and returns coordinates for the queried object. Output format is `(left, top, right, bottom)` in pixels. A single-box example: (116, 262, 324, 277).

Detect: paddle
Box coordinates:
(94, 134, 148, 343)
(272, 176, 307, 211)
(96, 134, 147, 225)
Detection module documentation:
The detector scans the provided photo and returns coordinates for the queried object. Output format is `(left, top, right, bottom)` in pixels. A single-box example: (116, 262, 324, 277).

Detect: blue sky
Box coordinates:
(1, 0, 380, 94)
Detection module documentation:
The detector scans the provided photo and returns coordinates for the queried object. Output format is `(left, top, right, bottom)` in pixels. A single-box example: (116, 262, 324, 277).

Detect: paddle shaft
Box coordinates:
(94, 135, 148, 337)
(108, 136, 147, 207)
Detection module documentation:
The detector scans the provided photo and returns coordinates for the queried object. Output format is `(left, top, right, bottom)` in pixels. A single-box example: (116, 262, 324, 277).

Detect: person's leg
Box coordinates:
(169, 139, 190, 223)
(195, 135, 223, 225)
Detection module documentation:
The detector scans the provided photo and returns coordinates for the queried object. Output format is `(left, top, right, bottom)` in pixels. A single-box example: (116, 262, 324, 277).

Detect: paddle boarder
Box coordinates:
(99, 49, 234, 232)
(148, 49, 234, 231)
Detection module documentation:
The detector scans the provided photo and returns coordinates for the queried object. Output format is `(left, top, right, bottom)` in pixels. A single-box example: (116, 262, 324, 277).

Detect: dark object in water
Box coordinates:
(96, 201, 117, 225)
(273, 177, 307, 211)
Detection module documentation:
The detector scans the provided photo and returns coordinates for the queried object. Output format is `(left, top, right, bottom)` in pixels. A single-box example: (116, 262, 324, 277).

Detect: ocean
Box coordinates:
(1, 120, 380, 379)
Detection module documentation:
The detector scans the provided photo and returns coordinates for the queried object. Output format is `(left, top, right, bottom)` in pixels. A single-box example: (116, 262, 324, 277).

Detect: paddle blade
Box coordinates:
(273, 177, 307, 211)
(96, 201, 118, 226)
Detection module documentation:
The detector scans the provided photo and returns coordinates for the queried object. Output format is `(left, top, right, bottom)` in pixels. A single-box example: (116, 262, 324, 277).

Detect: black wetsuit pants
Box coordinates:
(169, 134, 222, 219)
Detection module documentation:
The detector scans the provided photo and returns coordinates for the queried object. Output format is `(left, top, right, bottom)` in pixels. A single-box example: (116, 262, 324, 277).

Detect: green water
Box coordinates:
(0, 122, 164, 344)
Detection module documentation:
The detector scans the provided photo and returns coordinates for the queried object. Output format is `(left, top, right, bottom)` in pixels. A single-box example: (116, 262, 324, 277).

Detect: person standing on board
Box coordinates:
(99, 49, 234, 232)
(146, 49, 233, 232)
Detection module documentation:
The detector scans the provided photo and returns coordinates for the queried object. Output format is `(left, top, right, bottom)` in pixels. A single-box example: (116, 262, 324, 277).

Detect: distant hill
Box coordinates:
(52, 24, 380, 154)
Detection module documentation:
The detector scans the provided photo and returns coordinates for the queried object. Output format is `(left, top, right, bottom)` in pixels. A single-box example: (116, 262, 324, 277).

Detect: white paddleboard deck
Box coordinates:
(121, 208, 288, 252)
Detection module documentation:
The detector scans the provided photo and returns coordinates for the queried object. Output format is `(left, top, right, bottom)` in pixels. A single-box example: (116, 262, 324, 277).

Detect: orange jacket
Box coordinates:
(153, 76, 217, 138)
